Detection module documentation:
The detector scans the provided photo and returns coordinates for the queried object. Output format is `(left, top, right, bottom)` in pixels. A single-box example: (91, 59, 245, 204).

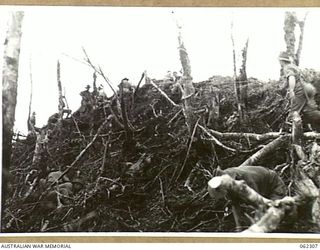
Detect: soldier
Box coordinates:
(79, 85, 93, 113)
(208, 165, 287, 231)
(40, 170, 84, 209)
(119, 78, 134, 93)
(279, 51, 320, 131)
(208, 165, 287, 201)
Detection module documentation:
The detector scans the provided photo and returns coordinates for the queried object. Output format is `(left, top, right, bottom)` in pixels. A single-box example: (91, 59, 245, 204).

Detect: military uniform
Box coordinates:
(212, 165, 287, 200)
(284, 64, 320, 131)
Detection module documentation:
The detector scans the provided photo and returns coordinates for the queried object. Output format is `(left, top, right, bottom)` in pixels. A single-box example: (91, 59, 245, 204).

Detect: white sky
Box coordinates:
(1, 7, 320, 134)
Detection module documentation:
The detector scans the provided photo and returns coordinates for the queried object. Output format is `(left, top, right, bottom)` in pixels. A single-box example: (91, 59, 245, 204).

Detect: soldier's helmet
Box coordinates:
(72, 177, 83, 185)
(71, 177, 84, 191)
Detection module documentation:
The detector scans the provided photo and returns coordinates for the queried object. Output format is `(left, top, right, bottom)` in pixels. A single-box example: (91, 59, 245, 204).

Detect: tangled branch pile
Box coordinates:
(3, 73, 320, 233)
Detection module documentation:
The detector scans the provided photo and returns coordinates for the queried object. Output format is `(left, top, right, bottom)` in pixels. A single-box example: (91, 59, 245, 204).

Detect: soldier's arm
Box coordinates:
(288, 75, 296, 99)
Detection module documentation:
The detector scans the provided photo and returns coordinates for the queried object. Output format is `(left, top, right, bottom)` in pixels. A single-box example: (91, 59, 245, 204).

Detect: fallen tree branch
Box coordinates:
(174, 117, 200, 182)
(198, 124, 237, 153)
(208, 171, 319, 233)
(146, 75, 180, 108)
(243, 196, 295, 233)
(204, 128, 320, 141)
(239, 135, 290, 167)
(206, 129, 282, 142)
(62, 210, 97, 232)
(244, 171, 320, 233)
(208, 174, 271, 208)
(49, 119, 109, 188)
(303, 132, 320, 140)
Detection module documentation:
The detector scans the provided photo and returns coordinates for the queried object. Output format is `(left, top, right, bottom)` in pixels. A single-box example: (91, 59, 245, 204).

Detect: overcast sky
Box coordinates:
(1, 7, 320, 134)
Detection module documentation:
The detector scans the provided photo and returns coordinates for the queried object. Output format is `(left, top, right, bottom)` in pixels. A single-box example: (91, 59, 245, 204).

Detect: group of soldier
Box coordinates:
(26, 52, 320, 231)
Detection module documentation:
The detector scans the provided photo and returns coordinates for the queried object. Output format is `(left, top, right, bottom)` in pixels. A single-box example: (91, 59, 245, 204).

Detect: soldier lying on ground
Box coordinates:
(39, 170, 84, 209)
(208, 165, 287, 230)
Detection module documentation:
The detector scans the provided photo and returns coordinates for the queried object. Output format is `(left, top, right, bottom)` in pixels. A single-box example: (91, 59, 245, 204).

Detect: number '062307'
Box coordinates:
(300, 244, 318, 248)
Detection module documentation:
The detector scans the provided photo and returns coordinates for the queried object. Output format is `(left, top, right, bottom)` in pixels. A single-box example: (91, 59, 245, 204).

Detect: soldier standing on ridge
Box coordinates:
(279, 51, 320, 131)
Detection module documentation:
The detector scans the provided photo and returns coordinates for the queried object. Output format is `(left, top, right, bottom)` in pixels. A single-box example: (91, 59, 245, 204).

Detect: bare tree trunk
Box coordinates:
(176, 25, 196, 134)
(284, 12, 297, 60)
(57, 61, 64, 122)
(119, 80, 133, 149)
(207, 86, 220, 127)
(230, 22, 243, 122)
(238, 38, 249, 109)
(27, 58, 36, 134)
(231, 22, 249, 123)
(2, 11, 24, 214)
(92, 71, 97, 94)
(295, 12, 308, 66)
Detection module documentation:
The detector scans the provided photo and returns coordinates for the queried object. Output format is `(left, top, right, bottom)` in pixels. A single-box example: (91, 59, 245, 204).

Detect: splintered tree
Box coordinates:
(282, 11, 308, 70)
(27, 58, 37, 135)
(231, 21, 249, 123)
(238, 39, 249, 109)
(175, 17, 196, 134)
(284, 12, 297, 61)
(295, 13, 308, 66)
(2, 11, 24, 207)
(57, 60, 64, 124)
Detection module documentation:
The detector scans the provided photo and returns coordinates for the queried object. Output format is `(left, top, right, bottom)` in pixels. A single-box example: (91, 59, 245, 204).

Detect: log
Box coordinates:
(292, 111, 303, 145)
(208, 175, 271, 208)
(207, 173, 319, 233)
(239, 135, 290, 167)
(205, 128, 320, 141)
(245, 171, 320, 233)
(206, 128, 282, 142)
(292, 111, 307, 161)
(243, 196, 295, 233)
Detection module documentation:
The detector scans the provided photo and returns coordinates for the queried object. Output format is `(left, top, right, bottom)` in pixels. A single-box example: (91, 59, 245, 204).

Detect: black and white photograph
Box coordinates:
(2, 6, 320, 234)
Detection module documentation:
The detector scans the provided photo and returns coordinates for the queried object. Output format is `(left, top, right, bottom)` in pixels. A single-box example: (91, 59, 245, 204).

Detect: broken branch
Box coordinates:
(198, 124, 237, 153)
(208, 174, 271, 208)
(146, 75, 180, 107)
(49, 119, 109, 188)
(239, 135, 290, 167)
